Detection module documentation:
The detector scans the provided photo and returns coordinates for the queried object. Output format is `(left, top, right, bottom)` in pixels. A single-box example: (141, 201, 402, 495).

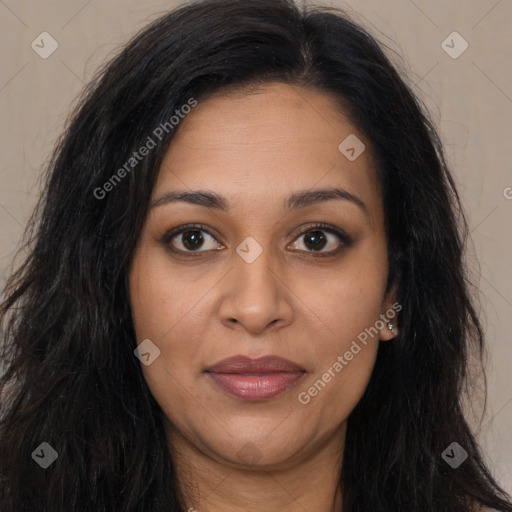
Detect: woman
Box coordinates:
(0, 0, 510, 510)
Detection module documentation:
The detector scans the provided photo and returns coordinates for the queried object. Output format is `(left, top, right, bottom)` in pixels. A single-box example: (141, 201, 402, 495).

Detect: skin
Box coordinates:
(129, 82, 398, 512)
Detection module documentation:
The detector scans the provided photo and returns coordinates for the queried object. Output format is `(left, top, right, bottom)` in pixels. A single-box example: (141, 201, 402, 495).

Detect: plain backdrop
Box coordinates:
(0, 0, 511, 493)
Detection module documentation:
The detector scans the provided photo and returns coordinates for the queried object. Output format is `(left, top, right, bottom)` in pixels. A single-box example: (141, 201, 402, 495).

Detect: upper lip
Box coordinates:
(204, 355, 305, 374)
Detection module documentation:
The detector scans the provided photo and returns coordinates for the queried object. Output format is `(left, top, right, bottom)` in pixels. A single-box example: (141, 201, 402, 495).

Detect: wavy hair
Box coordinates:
(1, 0, 511, 510)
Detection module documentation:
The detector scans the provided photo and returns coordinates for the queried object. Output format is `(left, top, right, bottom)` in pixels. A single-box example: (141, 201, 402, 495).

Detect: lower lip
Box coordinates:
(205, 371, 305, 400)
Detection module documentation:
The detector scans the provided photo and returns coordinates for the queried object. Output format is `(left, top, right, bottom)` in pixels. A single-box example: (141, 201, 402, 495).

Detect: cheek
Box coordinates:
(291, 249, 385, 417)
(129, 246, 212, 341)
(295, 247, 387, 353)
(129, 248, 212, 413)
(295, 282, 381, 428)
(296, 344, 378, 435)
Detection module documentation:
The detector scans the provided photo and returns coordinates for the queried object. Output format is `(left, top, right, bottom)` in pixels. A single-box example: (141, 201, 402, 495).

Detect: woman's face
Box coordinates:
(129, 82, 397, 469)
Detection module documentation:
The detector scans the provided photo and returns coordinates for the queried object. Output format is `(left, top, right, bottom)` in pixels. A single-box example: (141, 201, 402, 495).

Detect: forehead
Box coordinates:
(153, 82, 382, 218)
(168, 82, 357, 150)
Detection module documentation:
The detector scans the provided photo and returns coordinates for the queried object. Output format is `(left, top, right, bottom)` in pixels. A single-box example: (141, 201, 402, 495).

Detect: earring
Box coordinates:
(387, 321, 396, 333)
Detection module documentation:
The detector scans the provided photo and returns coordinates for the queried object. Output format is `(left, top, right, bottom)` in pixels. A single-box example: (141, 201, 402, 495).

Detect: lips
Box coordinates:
(205, 355, 305, 374)
(204, 355, 306, 400)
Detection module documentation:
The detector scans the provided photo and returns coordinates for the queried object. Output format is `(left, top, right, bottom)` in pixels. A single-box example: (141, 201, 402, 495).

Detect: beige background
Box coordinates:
(0, 0, 511, 492)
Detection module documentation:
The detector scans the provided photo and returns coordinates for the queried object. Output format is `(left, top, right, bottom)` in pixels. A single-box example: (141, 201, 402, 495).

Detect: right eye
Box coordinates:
(161, 223, 224, 254)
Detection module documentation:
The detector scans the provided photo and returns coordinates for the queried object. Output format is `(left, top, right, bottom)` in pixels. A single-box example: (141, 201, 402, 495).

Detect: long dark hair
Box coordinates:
(1, 0, 510, 510)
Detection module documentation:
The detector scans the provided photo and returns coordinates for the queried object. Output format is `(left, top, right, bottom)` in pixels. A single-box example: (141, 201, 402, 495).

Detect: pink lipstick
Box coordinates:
(204, 355, 306, 401)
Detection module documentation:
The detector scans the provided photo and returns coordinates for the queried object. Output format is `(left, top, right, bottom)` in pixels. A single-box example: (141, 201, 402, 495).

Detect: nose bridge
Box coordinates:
(233, 235, 279, 300)
(218, 235, 293, 332)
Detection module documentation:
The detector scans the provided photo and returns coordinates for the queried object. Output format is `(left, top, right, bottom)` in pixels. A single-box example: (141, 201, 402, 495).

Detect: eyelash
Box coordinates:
(161, 222, 352, 258)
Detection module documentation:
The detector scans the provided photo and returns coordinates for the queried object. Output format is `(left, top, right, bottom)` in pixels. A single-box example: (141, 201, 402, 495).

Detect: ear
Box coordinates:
(378, 283, 401, 341)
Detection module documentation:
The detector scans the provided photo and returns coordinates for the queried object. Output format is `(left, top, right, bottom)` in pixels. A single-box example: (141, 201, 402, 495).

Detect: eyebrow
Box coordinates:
(150, 187, 368, 216)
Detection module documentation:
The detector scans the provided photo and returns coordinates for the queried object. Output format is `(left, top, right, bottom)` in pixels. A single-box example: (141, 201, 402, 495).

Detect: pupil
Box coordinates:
(183, 230, 203, 250)
(305, 230, 326, 251)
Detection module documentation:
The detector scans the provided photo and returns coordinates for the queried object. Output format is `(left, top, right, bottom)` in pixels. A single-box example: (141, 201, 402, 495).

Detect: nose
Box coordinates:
(217, 242, 294, 335)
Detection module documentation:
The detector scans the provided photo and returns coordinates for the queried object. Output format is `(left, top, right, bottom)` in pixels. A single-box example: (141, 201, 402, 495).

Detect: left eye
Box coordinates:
(288, 227, 346, 254)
